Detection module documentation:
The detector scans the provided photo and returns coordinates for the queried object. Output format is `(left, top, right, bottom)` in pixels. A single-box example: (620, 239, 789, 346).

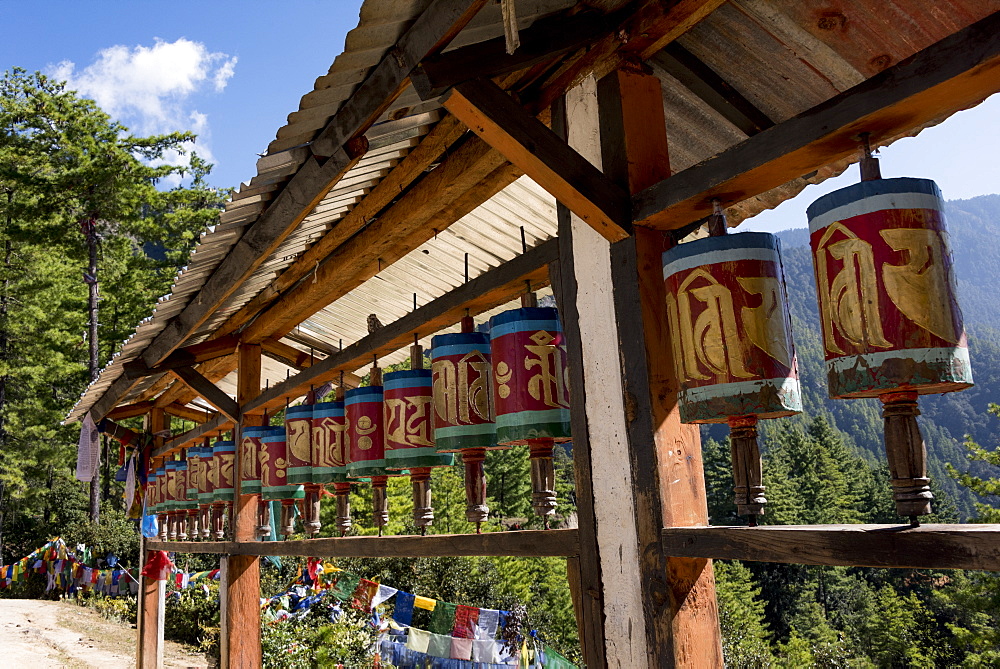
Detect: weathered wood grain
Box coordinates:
(635, 10, 1000, 228)
(661, 524, 1000, 570)
(170, 367, 240, 422)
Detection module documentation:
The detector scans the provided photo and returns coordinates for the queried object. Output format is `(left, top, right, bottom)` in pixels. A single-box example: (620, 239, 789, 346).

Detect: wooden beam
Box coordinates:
(147, 528, 578, 558)
(411, 7, 619, 99)
(599, 68, 723, 666)
(442, 79, 631, 242)
(260, 338, 315, 369)
(649, 44, 774, 136)
(100, 419, 139, 446)
(243, 238, 557, 415)
(163, 403, 214, 424)
(635, 10, 1000, 228)
(170, 367, 240, 422)
(156, 414, 231, 459)
(661, 524, 1000, 571)
(107, 401, 156, 421)
(240, 132, 514, 343)
(122, 336, 239, 380)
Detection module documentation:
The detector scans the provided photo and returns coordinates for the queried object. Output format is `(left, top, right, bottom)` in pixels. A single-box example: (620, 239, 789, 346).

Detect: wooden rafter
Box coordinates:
(649, 43, 774, 136)
(163, 403, 214, 424)
(662, 524, 1000, 571)
(170, 367, 239, 422)
(122, 335, 238, 380)
(107, 401, 156, 421)
(634, 9, 1000, 228)
(441, 79, 632, 242)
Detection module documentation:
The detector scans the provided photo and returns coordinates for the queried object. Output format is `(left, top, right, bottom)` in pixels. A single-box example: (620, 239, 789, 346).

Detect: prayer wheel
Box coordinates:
(146, 466, 160, 529)
(176, 460, 195, 540)
(241, 425, 282, 538)
(154, 466, 168, 540)
(432, 319, 499, 528)
(165, 460, 179, 540)
(285, 404, 313, 536)
(808, 175, 973, 520)
(663, 230, 802, 521)
(490, 307, 571, 519)
(185, 449, 202, 540)
(260, 430, 304, 536)
(211, 440, 236, 539)
(198, 442, 214, 539)
(314, 385, 353, 536)
(346, 363, 402, 534)
(385, 347, 454, 531)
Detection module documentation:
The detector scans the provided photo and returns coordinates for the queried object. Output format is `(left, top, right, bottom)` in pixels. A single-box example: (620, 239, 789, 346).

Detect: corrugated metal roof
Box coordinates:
(68, 0, 1000, 423)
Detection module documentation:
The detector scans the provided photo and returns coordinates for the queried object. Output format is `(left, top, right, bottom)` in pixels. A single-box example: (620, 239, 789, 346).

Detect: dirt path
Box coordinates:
(0, 598, 210, 668)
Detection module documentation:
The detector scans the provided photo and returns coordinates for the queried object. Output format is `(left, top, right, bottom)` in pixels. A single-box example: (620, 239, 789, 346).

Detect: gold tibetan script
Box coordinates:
(815, 223, 891, 354)
(287, 417, 311, 462)
(666, 268, 752, 381)
(313, 420, 346, 467)
(881, 228, 959, 344)
(737, 276, 792, 367)
(354, 415, 376, 451)
(240, 437, 257, 479)
(433, 350, 494, 425)
(524, 331, 569, 408)
(385, 395, 434, 447)
(258, 449, 286, 487)
(219, 455, 234, 487)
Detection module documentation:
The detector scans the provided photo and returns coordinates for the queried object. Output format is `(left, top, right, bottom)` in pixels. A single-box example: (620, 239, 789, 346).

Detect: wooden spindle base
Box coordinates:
(212, 504, 227, 540)
(728, 415, 766, 522)
(304, 485, 323, 536)
(372, 476, 389, 532)
(280, 501, 297, 537)
(200, 507, 212, 540)
(187, 511, 198, 541)
(333, 482, 352, 536)
(158, 514, 168, 541)
(529, 442, 557, 519)
(880, 391, 933, 520)
(177, 513, 188, 541)
(463, 449, 489, 528)
(257, 500, 272, 539)
(410, 468, 434, 529)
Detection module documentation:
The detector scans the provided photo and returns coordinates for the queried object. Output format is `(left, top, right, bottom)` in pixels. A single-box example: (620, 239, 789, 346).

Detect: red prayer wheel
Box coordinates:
(808, 175, 974, 519)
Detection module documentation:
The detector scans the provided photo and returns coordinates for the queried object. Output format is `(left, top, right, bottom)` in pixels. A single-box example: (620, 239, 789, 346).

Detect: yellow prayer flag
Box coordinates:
(413, 595, 437, 611)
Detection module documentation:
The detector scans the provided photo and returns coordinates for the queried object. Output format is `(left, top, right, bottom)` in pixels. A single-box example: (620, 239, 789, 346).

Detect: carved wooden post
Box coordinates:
(221, 342, 262, 668)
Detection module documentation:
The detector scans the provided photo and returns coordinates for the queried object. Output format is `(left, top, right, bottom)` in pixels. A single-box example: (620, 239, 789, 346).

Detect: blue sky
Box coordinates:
(3, 1, 997, 232)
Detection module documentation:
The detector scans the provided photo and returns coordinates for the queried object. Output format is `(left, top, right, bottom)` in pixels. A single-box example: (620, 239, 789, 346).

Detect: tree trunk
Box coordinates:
(0, 192, 11, 561)
(87, 222, 100, 522)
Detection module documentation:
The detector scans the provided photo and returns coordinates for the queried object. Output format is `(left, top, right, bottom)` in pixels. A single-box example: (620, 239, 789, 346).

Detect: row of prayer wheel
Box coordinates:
(148, 301, 572, 539)
(663, 160, 971, 524)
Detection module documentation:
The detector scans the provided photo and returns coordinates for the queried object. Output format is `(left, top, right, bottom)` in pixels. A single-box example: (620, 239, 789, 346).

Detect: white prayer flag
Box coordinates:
(76, 414, 100, 482)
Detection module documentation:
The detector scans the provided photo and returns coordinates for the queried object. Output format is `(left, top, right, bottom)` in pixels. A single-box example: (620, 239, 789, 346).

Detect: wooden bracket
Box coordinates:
(170, 367, 240, 422)
(442, 79, 632, 241)
(122, 336, 239, 380)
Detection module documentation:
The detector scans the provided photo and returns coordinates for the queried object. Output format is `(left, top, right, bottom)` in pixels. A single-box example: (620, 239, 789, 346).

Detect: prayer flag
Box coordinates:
(372, 584, 397, 608)
(393, 591, 415, 626)
(329, 571, 361, 601)
(405, 627, 430, 653)
(413, 595, 436, 611)
(428, 601, 457, 635)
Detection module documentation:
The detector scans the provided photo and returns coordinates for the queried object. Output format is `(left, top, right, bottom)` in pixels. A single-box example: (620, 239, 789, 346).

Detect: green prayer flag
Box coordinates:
(329, 571, 362, 601)
(428, 600, 458, 635)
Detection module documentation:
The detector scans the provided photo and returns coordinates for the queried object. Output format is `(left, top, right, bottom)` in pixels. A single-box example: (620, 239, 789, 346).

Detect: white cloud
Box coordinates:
(50, 38, 237, 172)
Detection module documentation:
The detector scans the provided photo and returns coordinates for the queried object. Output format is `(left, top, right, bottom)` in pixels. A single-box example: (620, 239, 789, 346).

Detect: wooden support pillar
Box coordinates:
(222, 342, 263, 668)
(598, 66, 723, 666)
(137, 409, 166, 669)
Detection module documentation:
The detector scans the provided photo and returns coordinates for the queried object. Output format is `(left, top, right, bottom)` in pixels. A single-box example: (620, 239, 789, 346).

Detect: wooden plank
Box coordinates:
(599, 68, 723, 667)
(163, 402, 214, 424)
(216, 115, 467, 345)
(122, 335, 238, 380)
(309, 0, 488, 157)
(148, 528, 578, 558)
(649, 44, 774, 136)
(107, 401, 156, 421)
(442, 79, 631, 242)
(410, 7, 619, 99)
(157, 414, 231, 459)
(635, 10, 1000, 228)
(661, 524, 1000, 571)
(170, 367, 240, 422)
(101, 419, 139, 446)
(261, 337, 316, 369)
(240, 133, 512, 343)
(243, 238, 557, 415)
(135, 539, 165, 669)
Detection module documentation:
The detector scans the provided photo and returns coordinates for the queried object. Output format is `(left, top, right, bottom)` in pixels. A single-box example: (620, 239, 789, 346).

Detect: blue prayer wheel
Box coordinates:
(431, 332, 498, 452)
(285, 404, 313, 485)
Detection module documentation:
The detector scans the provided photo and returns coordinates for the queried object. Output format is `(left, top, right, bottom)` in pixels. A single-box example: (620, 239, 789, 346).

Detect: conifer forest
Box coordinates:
(4, 67, 1000, 667)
